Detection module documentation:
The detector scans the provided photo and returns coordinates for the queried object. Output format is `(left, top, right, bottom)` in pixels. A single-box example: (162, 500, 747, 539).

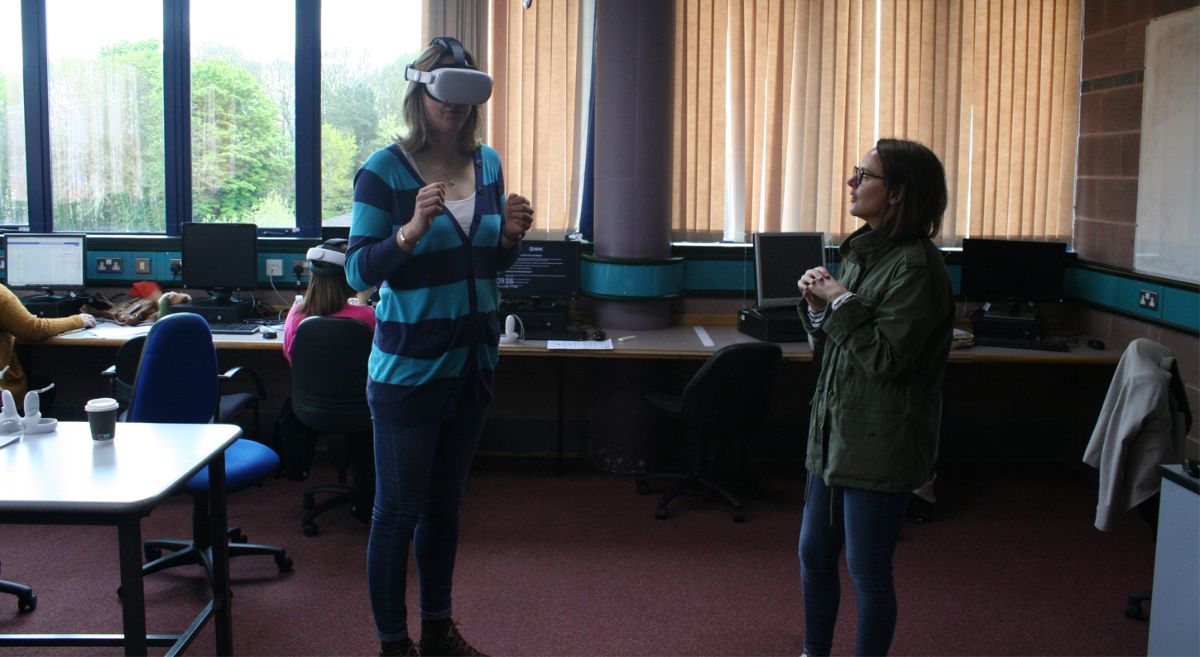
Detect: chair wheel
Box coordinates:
(231, 530, 248, 543)
(17, 592, 36, 612)
(302, 522, 319, 537)
(144, 546, 162, 561)
(636, 480, 652, 495)
(654, 505, 669, 520)
(732, 508, 747, 523)
(1125, 600, 1146, 620)
(276, 555, 294, 573)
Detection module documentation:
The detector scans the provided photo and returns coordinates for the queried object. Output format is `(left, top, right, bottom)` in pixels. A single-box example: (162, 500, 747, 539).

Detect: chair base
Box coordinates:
(302, 484, 371, 536)
(0, 579, 36, 613)
(636, 471, 747, 522)
(1125, 590, 1151, 621)
(143, 528, 293, 582)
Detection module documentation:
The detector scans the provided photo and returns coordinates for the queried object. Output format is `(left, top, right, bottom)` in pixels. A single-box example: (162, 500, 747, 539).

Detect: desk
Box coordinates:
(1148, 464, 1200, 656)
(40, 323, 1120, 469)
(0, 422, 239, 656)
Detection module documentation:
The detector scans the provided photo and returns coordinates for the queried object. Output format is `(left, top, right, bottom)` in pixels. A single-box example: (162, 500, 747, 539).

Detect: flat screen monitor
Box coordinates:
(497, 240, 580, 302)
(754, 232, 827, 309)
(961, 238, 1066, 303)
(4, 233, 87, 297)
(180, 222, 258, 301)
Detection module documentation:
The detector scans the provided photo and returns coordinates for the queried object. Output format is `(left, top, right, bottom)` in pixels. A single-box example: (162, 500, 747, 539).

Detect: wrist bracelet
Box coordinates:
(399, 227, 417, 246)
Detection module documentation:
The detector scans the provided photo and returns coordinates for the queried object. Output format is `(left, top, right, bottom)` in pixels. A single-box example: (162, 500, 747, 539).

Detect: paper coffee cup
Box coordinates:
(85, 398, 119, 441)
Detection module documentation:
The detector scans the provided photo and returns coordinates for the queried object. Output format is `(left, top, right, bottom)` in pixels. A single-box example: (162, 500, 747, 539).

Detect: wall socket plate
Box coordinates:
(96, 257, 123, 273)
(134, 257, 152, 274)
(265, 259, 283, 277)
(1138, 289, 1159, 311)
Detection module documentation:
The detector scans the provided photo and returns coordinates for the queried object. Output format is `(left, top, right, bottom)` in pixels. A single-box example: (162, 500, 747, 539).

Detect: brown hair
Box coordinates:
(396, 40, 485, 154)
(873, 138, 948, 242)
(298, 243, 355, 317)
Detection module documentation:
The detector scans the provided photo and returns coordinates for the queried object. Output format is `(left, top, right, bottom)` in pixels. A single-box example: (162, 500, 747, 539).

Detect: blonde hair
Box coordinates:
(396, 41, 485, 154)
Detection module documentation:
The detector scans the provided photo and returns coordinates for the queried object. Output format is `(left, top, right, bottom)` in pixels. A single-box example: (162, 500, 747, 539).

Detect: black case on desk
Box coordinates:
(970, 311, 1044, 342)
(166, 298, 253, 324)
(501, 301, 568, 334)
(20, 295, 86, 318)
(736, 307, 807, 343)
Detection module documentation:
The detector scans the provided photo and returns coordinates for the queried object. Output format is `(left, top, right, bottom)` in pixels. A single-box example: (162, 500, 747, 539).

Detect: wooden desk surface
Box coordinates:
(43, 322, 1122, 364)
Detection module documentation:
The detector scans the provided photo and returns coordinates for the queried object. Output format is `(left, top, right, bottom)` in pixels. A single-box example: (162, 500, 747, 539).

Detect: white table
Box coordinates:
(0, 422, 240, 656)
(1149, 464, 1200, 656)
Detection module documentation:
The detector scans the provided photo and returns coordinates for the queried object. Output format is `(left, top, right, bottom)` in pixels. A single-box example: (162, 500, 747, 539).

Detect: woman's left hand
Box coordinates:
(502, 193, 534, 244)
(801, 266, 849, 303)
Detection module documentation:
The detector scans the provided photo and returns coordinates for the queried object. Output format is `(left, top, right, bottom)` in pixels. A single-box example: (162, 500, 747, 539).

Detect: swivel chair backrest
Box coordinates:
(127, 313, 219, 424)
(291, 316, 373, 435)
(681, 342, 783, 435)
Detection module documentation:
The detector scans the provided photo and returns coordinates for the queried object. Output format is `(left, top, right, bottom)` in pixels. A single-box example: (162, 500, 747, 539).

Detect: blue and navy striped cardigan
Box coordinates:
(346, 143, 520, 426)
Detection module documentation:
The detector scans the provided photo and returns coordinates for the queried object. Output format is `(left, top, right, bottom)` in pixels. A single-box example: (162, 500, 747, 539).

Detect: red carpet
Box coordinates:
(0, 460, 1153, 656)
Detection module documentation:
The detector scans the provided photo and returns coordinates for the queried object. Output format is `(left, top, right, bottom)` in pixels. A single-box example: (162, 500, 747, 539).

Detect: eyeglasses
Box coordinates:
(852, 166, 885, 185)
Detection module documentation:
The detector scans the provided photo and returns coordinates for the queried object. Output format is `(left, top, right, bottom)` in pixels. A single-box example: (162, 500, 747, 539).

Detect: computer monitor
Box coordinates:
(4, 233, 87, 299)
(497, 240, 580, 303)
(753, 232, 827, 309)
(961, 238, 1067, 306)
(180, 222, 258, 303)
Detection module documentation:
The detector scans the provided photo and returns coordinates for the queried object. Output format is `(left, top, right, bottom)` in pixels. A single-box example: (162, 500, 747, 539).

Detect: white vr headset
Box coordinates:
(405, 37, 493, 106)
(305, 246, 345, 268)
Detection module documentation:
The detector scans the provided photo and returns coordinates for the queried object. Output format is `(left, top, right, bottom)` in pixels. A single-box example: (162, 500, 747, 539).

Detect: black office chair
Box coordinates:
(291, 316, 375, 536)
(1084, 338, 1193, 621)
(101, 333, 266, 437)
(636, 342, 783, 522)
(0, 562, 35, 612)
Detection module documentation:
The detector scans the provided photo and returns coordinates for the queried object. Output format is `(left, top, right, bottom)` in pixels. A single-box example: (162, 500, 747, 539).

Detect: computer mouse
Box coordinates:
(1086, 338, 1105, 350)
(261, 328, 277, 340)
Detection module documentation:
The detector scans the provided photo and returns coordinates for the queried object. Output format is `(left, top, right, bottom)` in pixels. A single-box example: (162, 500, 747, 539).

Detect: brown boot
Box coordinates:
(418, 619, 487, 657)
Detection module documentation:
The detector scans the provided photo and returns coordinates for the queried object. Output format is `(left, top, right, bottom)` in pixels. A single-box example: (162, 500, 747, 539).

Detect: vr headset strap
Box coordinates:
(431, 36, 467, 67)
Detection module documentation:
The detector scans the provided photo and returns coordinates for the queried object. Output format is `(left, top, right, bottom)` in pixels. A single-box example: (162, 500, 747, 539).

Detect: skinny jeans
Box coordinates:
(798, 472, 909, 656)
(367, 391, 488, 643)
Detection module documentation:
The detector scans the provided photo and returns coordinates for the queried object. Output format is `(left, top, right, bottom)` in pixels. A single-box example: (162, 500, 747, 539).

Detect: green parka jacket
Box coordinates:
(800, 224, 955, 493)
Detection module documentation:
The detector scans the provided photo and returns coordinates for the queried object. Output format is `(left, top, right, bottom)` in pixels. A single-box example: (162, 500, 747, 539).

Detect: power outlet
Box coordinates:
(292, 260, 308, 277)
(134, 257, 152, 274)
(265, 259, 283, 277)
(169, 258, 182, 275)
(96, 257, 124, 273)
(1138, 289, 1159, 311)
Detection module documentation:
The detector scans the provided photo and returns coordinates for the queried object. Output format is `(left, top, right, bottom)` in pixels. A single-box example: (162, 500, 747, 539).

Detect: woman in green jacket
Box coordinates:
(797, 139, 955, 656)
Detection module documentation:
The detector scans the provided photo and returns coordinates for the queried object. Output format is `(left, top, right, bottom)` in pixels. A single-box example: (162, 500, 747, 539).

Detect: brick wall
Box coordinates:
(1076, 0, 1200, 454)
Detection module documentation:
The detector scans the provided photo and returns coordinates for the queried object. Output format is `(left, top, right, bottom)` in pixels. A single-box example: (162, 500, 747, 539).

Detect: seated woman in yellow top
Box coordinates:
(0, 283, 95, 411)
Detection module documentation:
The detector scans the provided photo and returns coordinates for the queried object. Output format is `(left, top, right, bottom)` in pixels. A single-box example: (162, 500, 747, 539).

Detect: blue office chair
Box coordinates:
(127, 313, 292, 582)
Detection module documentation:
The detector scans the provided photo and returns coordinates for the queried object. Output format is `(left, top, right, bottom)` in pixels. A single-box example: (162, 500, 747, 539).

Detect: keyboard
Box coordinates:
(524, 329, 590, 341)
(208, 322, 261, 335)
(973, 335, 1069, 352)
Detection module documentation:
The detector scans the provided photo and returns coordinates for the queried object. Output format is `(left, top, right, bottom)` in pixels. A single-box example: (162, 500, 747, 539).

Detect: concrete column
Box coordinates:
(592, 0, 674, 331)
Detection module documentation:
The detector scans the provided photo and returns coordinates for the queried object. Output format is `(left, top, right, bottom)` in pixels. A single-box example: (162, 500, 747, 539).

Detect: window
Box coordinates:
(320, 0, 423, 227)
(0, 0, 24, 227)
(190, 0, 295, 227)
(45, 0, 164, 232)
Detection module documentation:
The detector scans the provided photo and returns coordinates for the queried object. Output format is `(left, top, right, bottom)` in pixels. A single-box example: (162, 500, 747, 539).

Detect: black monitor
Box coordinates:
(4, 233, 87, 299)
(754, 232, 827, 309)
(180, 222, 258, 303)
(961, 238, 1066, 307)
(497, 240, 580, 303)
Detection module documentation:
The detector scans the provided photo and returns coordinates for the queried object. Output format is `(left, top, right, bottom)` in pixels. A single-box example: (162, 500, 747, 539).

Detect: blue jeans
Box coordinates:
(367, 395, 488, 643)
(798, 473, 910, 656)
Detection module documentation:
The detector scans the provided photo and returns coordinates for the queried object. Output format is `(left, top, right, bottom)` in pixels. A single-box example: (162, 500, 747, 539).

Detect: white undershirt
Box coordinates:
(443, 195, 476, 233)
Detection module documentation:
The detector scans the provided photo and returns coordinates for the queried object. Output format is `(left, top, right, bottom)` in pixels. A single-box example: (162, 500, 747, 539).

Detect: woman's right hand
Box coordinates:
(799, 266, 833, 311)
(399, 182, 449, 247)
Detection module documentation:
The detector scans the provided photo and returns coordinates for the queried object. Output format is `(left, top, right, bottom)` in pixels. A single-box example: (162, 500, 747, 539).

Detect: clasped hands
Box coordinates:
(399, 182, 533, 248)
(798, 266, 849, 312)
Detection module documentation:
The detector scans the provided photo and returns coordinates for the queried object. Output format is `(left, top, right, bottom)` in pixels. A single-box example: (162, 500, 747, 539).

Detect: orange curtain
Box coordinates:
(488, 0, 583, 235)
(672, 0, 1081, 244)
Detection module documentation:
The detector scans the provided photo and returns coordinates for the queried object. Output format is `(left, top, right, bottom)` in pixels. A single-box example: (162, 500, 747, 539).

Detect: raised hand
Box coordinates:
(502, 193, 534, 243)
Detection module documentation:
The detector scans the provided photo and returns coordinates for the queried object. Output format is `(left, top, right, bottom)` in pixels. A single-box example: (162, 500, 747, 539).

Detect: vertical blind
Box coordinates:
(672, 0, 1081, 245)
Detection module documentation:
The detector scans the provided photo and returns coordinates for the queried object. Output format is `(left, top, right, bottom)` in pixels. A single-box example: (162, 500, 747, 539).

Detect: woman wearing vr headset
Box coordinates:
(795, 139, 955, 657)
(280, 239, 376, 364)
(346, 36, 532, 657)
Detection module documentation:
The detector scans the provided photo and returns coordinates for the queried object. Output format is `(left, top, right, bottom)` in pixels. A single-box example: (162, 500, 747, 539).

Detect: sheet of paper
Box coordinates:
(0, 434, 20, 450)
(547, 339, 614, 350)
(57, 323, 153, 340)
(693, 326, 714, 347)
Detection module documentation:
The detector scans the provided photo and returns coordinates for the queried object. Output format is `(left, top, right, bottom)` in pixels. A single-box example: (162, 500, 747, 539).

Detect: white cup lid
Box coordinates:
(85, 398, 119, 412)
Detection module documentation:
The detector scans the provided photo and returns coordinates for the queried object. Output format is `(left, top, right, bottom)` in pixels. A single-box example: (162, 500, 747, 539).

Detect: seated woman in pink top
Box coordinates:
(282, 239, 376, 363)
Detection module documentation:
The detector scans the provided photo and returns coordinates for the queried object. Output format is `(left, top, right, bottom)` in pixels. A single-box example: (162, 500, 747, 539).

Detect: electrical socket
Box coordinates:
(292, 260, 307, 277)
(265, 259, 283, 277)
(169, 258, 182, 275)
(96, 257, 123, 273)
(134, 257, 152, 274)
(1138, 289, 1159, 311)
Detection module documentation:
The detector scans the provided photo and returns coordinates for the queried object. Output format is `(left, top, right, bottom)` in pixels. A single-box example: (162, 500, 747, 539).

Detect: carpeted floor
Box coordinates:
(0, 459, 1154, 656)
